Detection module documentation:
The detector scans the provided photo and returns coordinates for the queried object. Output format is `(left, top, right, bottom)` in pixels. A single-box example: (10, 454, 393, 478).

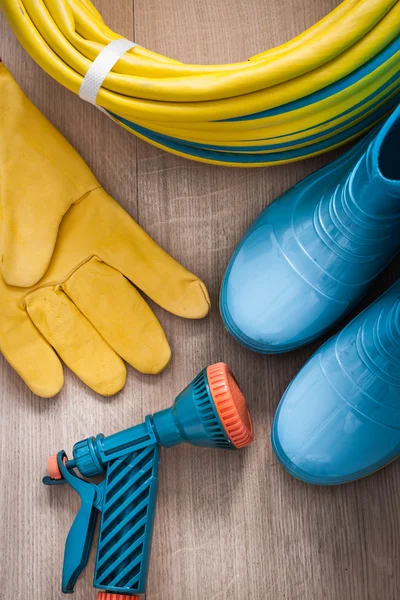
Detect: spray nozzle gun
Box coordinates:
(44, 363, 254, 599)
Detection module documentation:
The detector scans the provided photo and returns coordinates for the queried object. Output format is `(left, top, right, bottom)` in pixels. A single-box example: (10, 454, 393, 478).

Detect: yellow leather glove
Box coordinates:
(0, 64, 210, 397)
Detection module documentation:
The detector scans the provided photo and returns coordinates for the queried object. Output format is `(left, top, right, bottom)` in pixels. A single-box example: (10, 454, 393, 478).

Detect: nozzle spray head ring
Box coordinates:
(206, 363, 253, 449)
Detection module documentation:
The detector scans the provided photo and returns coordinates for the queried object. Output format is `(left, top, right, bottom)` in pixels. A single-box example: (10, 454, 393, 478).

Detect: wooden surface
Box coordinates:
(0, 2, 399, 599)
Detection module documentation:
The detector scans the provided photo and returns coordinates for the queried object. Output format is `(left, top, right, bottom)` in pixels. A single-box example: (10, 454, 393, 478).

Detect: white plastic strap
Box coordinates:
(79, 38, 137, 105)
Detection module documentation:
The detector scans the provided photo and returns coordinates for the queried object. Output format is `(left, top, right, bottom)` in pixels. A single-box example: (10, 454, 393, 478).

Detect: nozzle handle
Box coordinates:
(93, 444, 160, 596)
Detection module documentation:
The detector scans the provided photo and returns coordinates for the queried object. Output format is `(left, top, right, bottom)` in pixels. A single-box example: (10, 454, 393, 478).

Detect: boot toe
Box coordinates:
(272, 352, 400, 485)
(220, 224, 345, 353)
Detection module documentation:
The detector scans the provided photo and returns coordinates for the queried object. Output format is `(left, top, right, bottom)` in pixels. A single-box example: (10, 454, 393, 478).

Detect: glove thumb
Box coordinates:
(0, 63, 99, 287)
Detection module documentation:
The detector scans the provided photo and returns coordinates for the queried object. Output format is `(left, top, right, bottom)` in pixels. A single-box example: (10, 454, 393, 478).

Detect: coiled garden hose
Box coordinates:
(1, 0, 400, 166)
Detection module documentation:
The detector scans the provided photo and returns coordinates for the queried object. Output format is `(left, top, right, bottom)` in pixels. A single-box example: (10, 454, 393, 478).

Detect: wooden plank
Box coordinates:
(0, 1, 399, 599)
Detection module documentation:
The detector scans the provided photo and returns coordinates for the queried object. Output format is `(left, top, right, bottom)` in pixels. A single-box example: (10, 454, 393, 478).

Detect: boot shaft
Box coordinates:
(316, 114, 400, 260)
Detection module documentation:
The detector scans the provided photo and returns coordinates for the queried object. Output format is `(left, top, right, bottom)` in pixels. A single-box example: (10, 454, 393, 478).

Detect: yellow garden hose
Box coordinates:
(1, 0, 399, 166)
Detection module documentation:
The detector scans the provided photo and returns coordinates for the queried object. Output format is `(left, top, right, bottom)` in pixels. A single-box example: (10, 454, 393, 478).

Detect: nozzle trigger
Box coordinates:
(63, 483, 97, 593)
(43, 451, 102, 593)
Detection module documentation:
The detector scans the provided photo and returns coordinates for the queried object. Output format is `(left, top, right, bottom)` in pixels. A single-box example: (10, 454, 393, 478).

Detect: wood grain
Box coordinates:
(0, 1, 399, 599)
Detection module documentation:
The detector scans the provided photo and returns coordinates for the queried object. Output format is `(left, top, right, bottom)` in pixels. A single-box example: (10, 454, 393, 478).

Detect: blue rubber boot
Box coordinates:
(272, 280, 400, 485)
(220, 106, 400, 353)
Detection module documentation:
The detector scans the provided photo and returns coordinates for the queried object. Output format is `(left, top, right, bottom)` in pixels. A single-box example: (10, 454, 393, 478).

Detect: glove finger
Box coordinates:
(0, 306, 64, 398)
(92, 192, 211, 319)
(25, 286, 127, 396)
(62, 257, 171, 375)
(0, 64, 100, 287)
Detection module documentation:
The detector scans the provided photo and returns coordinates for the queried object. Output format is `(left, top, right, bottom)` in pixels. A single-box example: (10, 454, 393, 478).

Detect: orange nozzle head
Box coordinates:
(206, 363, 254, 448)
(98, 593, 141, 600)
